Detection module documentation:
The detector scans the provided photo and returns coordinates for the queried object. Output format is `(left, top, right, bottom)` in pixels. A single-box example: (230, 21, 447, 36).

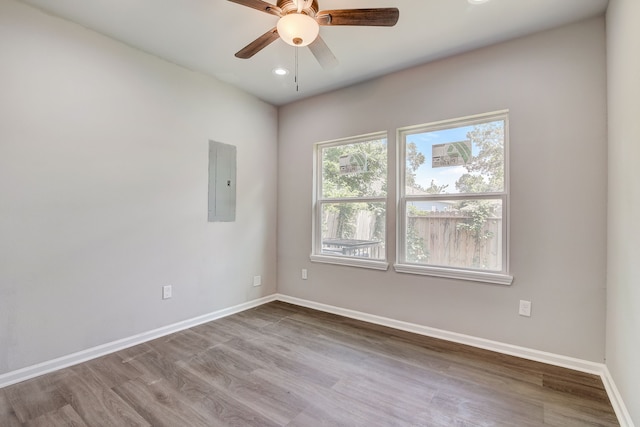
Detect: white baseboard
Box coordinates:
(0, 294, 277, 389)
(274, 294, 604, 374)
(275, 294, 634, 427)
(601, 365, 636, 427)
(0, 292, 632, 427)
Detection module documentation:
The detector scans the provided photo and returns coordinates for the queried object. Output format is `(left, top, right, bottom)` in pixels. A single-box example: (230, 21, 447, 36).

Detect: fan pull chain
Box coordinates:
(295, 47, 299, 92)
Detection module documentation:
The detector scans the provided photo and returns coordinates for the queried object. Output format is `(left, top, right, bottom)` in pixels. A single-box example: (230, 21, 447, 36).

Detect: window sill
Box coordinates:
(394, 263, 513, 285)
(310, 254, 389, 271)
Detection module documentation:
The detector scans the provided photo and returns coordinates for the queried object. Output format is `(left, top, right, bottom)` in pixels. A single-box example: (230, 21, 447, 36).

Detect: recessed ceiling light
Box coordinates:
(273, 67, 289, 76)
(468, 0, 490, 4)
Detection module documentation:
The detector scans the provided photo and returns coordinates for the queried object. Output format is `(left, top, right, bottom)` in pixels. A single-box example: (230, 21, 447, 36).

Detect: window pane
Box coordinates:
(405, 120, 504, 195)
(406, 199, 503, 271)
(321, 202, 385, 260)
(322, 138, 387, 198)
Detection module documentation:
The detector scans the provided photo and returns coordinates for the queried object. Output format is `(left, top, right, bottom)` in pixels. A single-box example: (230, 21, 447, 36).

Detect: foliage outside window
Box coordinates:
(312, 132, 388, 270)
(396, 111, 513, 285)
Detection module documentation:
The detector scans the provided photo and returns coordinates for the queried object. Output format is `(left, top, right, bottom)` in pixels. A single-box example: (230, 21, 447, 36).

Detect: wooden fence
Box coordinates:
(408, 214, 502, 270)
(323, 210, 384, 258)
(323, 210, 502, 269)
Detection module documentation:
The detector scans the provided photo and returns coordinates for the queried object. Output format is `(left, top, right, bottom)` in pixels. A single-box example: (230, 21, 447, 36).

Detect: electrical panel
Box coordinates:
(208, 140, 236, 222)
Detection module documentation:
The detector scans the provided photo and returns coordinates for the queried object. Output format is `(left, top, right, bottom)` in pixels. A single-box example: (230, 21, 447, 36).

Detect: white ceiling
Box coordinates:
(19, 0, 608, 106)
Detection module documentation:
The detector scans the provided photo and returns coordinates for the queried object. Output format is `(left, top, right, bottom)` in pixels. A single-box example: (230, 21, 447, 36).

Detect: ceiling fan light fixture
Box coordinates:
(277, 13, 319, 47)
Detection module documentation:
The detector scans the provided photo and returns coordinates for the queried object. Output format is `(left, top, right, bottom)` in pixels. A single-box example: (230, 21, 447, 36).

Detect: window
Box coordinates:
(311, 132, 388, 270)
(396, 111, 513, 285)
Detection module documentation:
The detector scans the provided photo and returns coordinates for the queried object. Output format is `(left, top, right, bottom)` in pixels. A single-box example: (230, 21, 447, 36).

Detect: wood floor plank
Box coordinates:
(222, 334, 341, 388)
(543, 370, 611, 401)
(248, 300, 300, 320)
(409, 405, 487, 427)
(430, 387, 545, 427)
(169, 360, 282, 427)
(145, 329, 214, 363)
(124, 348, 191, 386)
(180, 346, 311, 425)
(4, 374, 68, 423)
(79, 352, 143, 389)
(286, 384, 408, 427)
(113, 378, 211, 427)
(57, 364, 150, 426)
(121, 345, 281, 427)
(0, 301, 620, 426)
(187, 321, 239, 346)
(263, 317, 373, 367)
(207, 315, 271, 342)
(330, 370, 438, 425)
(543, 400, 620, 426)
(115, 342, 154, 364)
(189, 391, 282, 427)
(0, 389, 21, 426)
(23, 404, 87, 427)
(232, 306, 290, 328)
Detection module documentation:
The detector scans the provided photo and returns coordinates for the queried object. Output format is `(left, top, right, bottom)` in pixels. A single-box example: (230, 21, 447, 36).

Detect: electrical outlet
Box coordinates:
(162, 285, 172, 300)
(253, 276, 262, 287)
(519, 300, 532, 317)
(302, 269, 308, 280)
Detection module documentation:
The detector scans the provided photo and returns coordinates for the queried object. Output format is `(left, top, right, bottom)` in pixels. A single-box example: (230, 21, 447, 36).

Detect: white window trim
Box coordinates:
(394, 263, 513, 285)
(311, 131, 389, 271)
(310, 254, 389, 270)
(395, 110, 512, 285)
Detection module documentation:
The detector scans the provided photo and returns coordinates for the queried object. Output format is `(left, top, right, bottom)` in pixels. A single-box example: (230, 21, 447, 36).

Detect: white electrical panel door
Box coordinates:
(208, 140, 236, 222)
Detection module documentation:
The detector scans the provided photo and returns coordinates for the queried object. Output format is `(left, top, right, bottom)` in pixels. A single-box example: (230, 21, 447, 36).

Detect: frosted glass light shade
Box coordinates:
(277, 13, 319, 47)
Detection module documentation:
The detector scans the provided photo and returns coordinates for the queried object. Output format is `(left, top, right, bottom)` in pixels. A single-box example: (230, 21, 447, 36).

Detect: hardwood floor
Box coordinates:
(0, 301, 619, 426)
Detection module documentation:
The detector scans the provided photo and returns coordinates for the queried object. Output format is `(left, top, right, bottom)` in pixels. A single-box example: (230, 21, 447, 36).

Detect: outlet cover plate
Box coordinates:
(162, 285, 172, 300)
(519, 300, 531, 317)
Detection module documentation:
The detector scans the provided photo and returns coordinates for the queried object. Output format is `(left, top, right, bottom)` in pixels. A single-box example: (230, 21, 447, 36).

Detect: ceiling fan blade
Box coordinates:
(227, 0, 281, 16)
(308, 36, 338, 70)
(316, 8, 399, 26)
(235, 27, 280, 59)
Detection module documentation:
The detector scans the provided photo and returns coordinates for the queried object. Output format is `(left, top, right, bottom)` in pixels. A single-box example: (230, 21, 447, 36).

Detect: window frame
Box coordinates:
(311, 131, 390, 271)
(395, 111, 513, 285)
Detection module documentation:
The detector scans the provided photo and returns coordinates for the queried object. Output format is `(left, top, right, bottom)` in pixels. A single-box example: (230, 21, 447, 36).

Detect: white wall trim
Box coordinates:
(0, 295, 277, 389)
(1, 293, 632, 426)
(310, 254, 390, 271)
(275, 294, 632, 427)
(394, 263, 514, 286)
(601, 365, 636, 427)
(275, 294, 604, 373)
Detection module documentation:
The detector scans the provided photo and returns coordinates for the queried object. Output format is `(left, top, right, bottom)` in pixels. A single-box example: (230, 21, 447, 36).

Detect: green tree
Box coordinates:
(406, 179, 446, 263)
(425, 179, 449, 195)
(455, 122, 504, 193)
(322, 139, 387, 240)
(322, 138, 427, 246)
(405, 142, 426, 190)
(454, 121, 504, 268)
(322, 140, 387, 199)
(406, 205, 428, 263)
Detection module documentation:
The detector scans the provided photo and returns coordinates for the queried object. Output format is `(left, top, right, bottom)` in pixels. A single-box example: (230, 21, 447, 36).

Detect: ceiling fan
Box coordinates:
(227, 0, 399, 69)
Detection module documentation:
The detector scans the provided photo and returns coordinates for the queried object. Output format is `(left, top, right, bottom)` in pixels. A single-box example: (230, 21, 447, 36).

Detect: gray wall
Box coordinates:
(0, 0, 278, 374)
(606, 0, 640, 424)
(278, 17, 608, 362)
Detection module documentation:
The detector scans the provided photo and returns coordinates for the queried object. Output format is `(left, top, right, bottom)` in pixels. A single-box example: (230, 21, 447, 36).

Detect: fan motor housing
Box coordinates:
(277, 0, 319, 16)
